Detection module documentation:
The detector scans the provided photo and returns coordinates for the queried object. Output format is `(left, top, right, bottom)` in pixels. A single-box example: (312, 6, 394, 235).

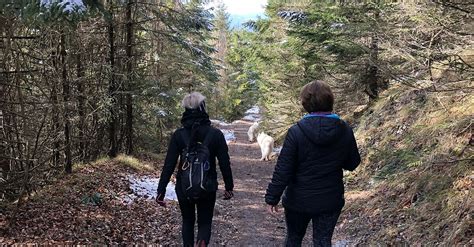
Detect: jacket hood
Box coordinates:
(181, 108, 211, 129)
(297, 115, 345, 145)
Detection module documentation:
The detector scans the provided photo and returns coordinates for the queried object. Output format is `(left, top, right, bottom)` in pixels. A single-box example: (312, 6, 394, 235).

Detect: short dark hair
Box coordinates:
(300, 80, 334, 113)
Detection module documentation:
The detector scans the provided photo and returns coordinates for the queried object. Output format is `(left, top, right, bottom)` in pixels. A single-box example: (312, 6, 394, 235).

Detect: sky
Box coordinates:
(206, 0, 268, 27)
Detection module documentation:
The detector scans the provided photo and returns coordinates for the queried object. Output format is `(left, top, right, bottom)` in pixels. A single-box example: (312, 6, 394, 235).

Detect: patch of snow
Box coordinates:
(220, 129, 236, 144)
(156, 110, 168, 117)
(273, 146, 282, 154)
(243, 106, 261, 122)
(245, 106, 260, 115)
(210, 119, 231, 127)
(334, 240, 351, 247)
(242, 114, 261, 122)
(40, 0, 85, 12)
(330, 22, 345, 29)
(122, 175, 177, 204)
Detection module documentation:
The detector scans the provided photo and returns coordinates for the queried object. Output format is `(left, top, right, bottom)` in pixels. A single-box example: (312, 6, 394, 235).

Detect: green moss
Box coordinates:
(373, 149, 419, 180)
(413, 172, 454, 205)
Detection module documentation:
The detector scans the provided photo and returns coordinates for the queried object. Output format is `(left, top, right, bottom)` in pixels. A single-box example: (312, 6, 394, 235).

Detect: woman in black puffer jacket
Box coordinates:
(156, 92, 234, 247)
(265, 80, 361, 247)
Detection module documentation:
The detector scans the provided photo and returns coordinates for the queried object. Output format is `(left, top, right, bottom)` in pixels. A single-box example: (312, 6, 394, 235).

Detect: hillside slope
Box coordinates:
(339, 84, 473, 245)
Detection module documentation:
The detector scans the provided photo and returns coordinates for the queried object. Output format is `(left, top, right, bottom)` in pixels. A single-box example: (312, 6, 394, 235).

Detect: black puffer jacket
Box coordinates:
(157, 109, 234, 197)
(265, 116, 360, 214)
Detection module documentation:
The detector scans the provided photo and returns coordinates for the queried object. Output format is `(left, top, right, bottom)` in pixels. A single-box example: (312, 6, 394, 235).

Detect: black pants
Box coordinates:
(284, 208, 341, 247)
(176, 188, 216, 247)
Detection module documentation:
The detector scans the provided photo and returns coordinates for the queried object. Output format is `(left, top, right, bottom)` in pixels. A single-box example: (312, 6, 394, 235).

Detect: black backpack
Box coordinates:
(178, 127, 213, 201)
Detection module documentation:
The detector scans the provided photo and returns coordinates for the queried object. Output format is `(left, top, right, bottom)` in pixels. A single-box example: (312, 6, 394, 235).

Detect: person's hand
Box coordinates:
(155, 193, 167, 207)
(223, 190, 234, 200)
(267, 204, 279, 214)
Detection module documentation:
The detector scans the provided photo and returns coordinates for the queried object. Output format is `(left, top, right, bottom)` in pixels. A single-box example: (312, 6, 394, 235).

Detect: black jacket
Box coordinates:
(157, 124, 234, 197)
(265, 116, 360, 214)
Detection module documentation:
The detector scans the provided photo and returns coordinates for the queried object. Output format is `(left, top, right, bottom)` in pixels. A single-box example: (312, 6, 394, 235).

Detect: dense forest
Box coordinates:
(1, 0, 472, 245)
(1, 0, 222, 197)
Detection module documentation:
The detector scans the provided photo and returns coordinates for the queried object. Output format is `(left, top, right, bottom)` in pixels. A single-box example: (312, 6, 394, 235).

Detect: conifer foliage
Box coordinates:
(0, 0, 218, 201)
(224, 0, 472, 140)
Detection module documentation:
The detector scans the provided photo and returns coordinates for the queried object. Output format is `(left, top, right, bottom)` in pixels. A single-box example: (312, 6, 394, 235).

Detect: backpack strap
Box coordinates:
(180, 124, 201, 150)
(202, 127, 214, 147)
(179, 129, 191, 150)
(178, 127, 198, 170)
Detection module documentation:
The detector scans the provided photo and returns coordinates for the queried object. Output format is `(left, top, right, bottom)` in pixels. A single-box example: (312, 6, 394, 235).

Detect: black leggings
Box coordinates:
(284, 208, 341, 247)
(176, 188, 216, 246)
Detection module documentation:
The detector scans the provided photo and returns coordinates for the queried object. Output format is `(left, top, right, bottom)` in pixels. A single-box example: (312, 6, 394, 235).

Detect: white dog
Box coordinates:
(247, 122, 259, 142)
(257, 132, 274, 161)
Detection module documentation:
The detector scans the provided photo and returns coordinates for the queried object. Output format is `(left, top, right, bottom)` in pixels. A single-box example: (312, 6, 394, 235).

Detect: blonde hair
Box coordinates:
(181, 92, 206, 109)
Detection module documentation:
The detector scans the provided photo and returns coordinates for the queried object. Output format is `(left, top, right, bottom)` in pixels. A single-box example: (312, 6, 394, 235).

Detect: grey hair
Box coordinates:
(182, 92, 206, 109)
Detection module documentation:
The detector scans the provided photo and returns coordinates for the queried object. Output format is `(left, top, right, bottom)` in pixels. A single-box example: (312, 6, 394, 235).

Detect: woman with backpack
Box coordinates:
(156, 92, 234, 247)
(265, 80, 361, 247)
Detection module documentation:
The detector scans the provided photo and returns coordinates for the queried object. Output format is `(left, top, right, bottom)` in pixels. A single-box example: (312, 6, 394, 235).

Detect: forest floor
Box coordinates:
(1, 117, 355, 246)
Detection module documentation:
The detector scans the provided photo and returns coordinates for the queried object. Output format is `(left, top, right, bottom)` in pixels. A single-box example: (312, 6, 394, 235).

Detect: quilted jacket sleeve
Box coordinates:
(215, 130, 234, 191)
(157, 131, 180, 196)
(342, 127, 361, 171)
(265, 127, 298, 206)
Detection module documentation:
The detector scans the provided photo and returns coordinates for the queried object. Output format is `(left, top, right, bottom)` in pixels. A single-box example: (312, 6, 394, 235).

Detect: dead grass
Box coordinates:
(74, 156, 110, 171)
(115, 155, 156, 172)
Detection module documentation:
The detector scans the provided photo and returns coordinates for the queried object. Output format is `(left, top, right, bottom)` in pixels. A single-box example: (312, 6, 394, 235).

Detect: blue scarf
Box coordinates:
(303, 112, 340, 120)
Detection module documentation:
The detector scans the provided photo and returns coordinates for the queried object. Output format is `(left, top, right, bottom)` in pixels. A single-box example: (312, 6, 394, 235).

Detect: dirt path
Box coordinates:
(210, 120, 287, 245)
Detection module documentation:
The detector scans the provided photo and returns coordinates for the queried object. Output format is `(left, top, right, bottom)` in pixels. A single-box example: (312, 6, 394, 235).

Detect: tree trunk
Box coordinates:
(51, 44, 61, 167)
(107, 18, 119, 158)
(0, 15, 10, 183)
(125, 0, 134, 155)
(366, 11, 380, 101)
(76, 50, 85, 159)
(60, 32, 72, 174)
